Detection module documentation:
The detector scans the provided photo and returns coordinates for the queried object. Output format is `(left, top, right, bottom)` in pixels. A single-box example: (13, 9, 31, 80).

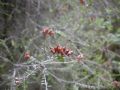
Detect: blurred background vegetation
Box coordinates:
(0, 0, 120, 90)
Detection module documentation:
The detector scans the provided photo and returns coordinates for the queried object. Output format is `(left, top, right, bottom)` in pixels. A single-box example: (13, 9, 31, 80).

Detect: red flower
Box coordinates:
(60, 47, 66, 55)
(80, 0, 85, 5)
(42, 27, 49, 36)
(56, 45, 62, 53)
(42, 27, 55, 37)
(24, 52, 30, 60)
(50, 45, 73, 56)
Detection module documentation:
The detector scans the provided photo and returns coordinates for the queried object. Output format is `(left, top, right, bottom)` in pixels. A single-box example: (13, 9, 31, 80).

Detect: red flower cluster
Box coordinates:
(42, 27, 55, 37)
(24, 52, 30, 60)
(50, 45, 73, 56)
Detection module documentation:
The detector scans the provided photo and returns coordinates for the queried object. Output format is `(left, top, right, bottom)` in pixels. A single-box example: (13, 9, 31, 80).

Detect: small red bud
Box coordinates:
(76, 53, 84, 62)
(42, 27, 54, 37)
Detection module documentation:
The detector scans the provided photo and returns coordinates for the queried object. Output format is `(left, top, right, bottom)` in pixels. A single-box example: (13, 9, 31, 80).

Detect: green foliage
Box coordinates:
(56, 55, 64, 62)
(0, 0, 120, 90)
